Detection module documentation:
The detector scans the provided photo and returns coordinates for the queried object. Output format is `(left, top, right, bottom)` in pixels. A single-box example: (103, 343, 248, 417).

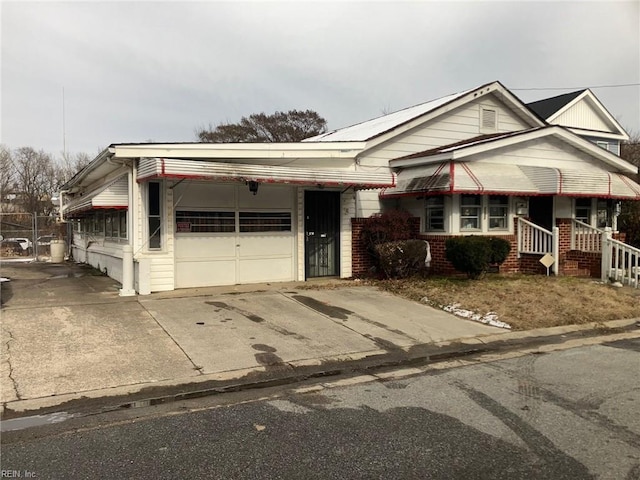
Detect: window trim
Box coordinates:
(460, 194, 483, 232)
(425, 196, 445, 232)
(488, 195, 509, 231)
(421, 194, 513, 235)
(147, 181, 162, 250)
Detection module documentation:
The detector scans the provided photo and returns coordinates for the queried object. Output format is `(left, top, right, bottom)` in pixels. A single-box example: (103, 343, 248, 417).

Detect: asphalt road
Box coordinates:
(2, 338, 639, 480)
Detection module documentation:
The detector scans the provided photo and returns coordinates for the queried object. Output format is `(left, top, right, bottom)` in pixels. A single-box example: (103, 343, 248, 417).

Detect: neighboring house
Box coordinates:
(60, 81, 640, 295)
(527, 89, 629, 156)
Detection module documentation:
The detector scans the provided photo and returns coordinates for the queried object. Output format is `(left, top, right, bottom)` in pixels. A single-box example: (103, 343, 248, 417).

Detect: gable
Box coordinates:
(359, 92, 538, 166)
(528, 90, 628, 140)
(552, 95, 619, 134)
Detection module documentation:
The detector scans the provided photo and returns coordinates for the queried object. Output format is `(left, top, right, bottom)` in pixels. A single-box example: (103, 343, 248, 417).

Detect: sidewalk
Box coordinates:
(1, 261, 638, 418)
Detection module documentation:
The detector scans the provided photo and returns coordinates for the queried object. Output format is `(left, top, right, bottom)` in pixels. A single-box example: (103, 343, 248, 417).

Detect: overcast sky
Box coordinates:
(1, 1, 639, 159)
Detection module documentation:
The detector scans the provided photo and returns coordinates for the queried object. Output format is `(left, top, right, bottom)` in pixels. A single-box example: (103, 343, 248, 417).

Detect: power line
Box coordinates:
(512, 83, 640, 91)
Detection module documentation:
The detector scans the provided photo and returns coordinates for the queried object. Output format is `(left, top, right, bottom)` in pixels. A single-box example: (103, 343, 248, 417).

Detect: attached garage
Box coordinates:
(173, 182, 296, 288)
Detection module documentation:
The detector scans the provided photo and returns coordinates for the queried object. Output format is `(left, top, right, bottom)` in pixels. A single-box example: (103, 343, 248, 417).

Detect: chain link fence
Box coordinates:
(0, 213, 69, 261)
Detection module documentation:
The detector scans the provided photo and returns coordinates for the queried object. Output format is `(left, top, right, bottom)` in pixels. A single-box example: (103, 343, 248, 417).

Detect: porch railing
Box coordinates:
(572, 219, 602, 252)
(601, 227, 640, 288)
(517, 217, 559, 275)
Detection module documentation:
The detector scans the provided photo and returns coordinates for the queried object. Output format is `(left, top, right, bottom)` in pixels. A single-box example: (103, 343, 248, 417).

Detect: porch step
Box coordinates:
(560, 260, 591, 277)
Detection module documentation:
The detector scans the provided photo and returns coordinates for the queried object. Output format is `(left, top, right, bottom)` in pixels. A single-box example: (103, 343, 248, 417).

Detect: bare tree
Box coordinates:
(11, 147, 57, 215)
(56, 151, 92, 185)
(619, 132, 640, 247)
(0, 145, 15, 212)
(197, 110, 327, 143)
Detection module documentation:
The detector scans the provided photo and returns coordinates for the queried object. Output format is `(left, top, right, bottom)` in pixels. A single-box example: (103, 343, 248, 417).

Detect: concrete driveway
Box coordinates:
(0, 262, 501, 414)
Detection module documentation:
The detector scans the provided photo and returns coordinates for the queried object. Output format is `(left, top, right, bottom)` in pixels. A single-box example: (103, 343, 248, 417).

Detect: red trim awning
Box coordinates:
(380, 162, 640, 199)
(137, 158, 395, 190)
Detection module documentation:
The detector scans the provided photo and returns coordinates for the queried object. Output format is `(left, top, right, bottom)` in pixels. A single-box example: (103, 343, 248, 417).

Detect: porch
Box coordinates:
(515, 217, 639, 287)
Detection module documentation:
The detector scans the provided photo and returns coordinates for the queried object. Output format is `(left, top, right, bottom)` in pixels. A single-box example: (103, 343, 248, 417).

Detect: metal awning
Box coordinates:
(380, 162, 640, 199)
(137, 158, 395, 189)
(64, 175, 128, 216)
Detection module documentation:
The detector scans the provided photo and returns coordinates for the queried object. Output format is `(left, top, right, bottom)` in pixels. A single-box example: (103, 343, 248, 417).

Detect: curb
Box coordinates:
(2, 317, 639, 421)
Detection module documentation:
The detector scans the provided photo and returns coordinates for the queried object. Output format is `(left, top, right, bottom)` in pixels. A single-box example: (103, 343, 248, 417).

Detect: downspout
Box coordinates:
(58, 190, 69, 222)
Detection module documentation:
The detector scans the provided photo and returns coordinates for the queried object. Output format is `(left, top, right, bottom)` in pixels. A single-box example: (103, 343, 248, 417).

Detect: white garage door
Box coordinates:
(174, 183, 295, 288)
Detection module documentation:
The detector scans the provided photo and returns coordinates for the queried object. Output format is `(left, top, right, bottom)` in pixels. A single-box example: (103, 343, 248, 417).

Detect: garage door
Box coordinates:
(174, 183, 295, 288)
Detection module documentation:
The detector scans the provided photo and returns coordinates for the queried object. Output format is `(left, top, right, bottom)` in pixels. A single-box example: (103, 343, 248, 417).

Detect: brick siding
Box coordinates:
(351, 215, 608, 278)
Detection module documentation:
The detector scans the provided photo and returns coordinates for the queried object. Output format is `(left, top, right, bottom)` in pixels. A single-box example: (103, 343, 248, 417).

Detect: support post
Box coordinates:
(552, 226, 559, 276)
(119, 244, 136, 296)
(601, 227, 612, 283)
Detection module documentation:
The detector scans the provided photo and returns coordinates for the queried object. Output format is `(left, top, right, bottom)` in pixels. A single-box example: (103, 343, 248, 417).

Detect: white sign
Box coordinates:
(539, 253, 555, 268)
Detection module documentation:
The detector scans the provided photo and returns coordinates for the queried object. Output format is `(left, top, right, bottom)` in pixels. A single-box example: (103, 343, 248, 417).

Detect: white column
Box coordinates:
(119, 244, 136, 296)
(552, 226, 559, 276)
(601, 227, 612, 283)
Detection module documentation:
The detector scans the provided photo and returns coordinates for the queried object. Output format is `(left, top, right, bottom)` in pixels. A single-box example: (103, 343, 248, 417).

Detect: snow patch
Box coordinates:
(442, 303, 511, 329)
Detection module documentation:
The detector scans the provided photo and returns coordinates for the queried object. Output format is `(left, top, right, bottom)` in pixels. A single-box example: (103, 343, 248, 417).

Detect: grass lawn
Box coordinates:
(371, 275, 640, 330)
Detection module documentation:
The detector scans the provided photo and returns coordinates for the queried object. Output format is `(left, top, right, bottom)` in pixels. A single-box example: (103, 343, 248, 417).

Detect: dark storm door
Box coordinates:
(305, 191, 340, 278)
(528, 196, 554, 231)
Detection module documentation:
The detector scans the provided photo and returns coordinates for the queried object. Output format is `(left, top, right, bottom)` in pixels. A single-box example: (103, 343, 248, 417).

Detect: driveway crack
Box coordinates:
(2, 327, 21, 401)
(137, 301, 204, 374)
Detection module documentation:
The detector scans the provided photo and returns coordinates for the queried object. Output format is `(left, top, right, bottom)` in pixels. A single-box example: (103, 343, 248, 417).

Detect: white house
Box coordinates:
(61, 81, 640, 294)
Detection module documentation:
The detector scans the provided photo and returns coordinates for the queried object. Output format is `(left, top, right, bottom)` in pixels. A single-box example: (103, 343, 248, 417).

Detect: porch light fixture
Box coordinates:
(247, 181, 259, 195)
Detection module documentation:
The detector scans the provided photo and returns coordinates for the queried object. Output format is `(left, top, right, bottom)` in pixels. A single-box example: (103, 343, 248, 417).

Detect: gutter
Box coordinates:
(61, 146, 115, 192)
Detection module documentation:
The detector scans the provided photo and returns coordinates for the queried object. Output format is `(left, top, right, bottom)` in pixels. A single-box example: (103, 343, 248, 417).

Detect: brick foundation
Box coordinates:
(351, 215, 606, 278)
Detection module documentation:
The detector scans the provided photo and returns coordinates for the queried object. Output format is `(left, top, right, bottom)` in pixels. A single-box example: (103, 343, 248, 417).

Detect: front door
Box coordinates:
(528, 196, 554, 231)
(305, 190, 340, 278)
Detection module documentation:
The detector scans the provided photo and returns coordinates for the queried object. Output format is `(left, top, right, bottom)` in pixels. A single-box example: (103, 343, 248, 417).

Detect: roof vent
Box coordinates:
(481, 108, 497, 132)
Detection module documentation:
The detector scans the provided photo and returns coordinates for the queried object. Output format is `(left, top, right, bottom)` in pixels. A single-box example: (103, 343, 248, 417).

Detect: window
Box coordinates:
(460, 195, 482, 230)
(93, 212, 105, 235)
(239, 212, 291, 232)
(596, 141, 609, 151)
(575, 198, 592, 224)
(597, 199, 612, 228)
(148, 182, 161, 249)
(119, 210, 127, 239)
(489, 195, 508, 230)
(425, 196, 445, 231)
(176, 211, 235, 233)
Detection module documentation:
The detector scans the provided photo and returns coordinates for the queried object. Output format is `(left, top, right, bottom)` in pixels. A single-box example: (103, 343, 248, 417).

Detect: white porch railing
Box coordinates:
(517, 217, 559, 275)
(601, 227, 640, 288)
(571, 219, 602, 252)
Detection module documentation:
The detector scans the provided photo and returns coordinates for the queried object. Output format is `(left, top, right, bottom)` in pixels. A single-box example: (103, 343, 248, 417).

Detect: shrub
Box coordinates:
(445, 236, 511, 279)
(445, 236, 491, 279)
(374, 240, 430, 278)
(488, 237, 511, 264)
(360, 210, 414, 251)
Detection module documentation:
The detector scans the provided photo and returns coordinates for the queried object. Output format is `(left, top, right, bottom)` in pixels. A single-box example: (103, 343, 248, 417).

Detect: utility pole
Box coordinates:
(62, 87, 67, 162)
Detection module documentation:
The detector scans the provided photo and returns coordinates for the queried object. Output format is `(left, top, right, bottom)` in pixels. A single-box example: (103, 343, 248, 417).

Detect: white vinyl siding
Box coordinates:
(356, 94, 531, 216)
(340, 191, 356, 279)
(553, 98, 616, 133)
(471, 136, 608, 171)
(361, 94, 532, 169)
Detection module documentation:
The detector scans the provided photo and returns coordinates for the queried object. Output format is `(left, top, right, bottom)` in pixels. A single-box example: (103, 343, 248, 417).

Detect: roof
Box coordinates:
(302, 86, 480, 142)
(526, 90, 585, 120)
(389, 125, 638, 175)
(303, 81, 545, 144)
